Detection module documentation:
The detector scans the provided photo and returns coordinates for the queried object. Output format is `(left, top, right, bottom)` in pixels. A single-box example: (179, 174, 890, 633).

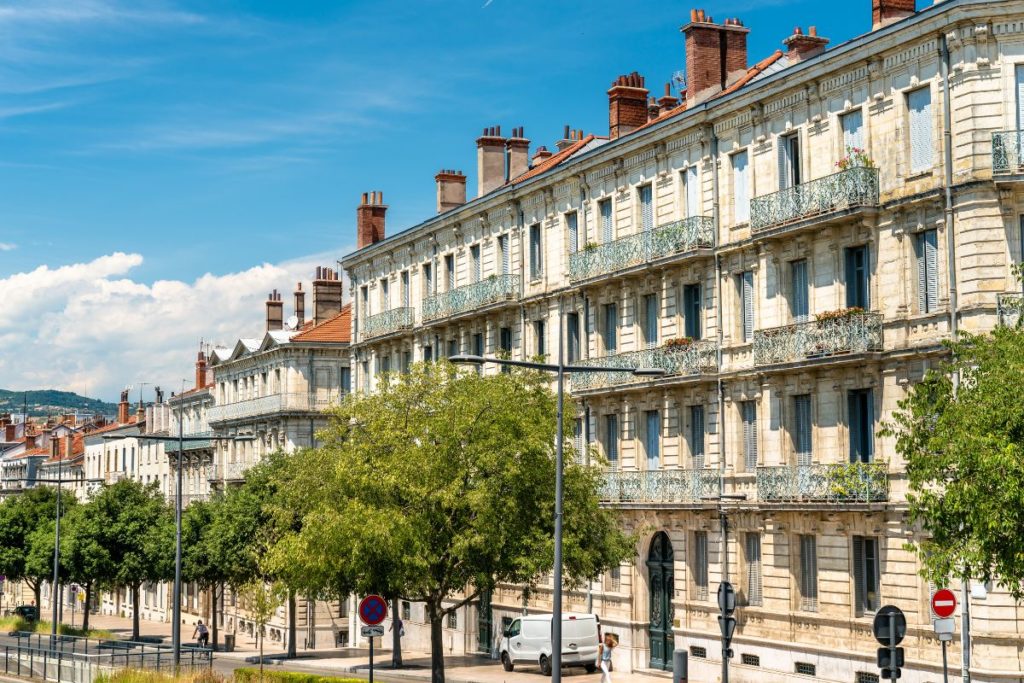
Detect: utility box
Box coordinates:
(673, 650, 688, 683)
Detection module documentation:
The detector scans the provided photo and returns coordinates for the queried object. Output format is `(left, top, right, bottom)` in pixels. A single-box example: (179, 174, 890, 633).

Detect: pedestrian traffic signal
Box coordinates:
(877, 647, 905, 669)
(881, 668, 902, 680)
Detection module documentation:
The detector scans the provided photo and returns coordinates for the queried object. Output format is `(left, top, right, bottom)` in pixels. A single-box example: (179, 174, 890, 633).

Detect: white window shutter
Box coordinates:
(909, 88, 934, 173)
(778, 137, 791, 190)
(741, 271, 755, 341)
(842, 110, 864, 151)
(733, 151, 750, 223)
(686, 165, 700, 218)
(601, 200, 613, 243)
(566, 213, 578, 254)
(640, 185, 654, 231)
(743, 400, 758, 471)
(925, 229, 939, 312)
(915, 233, 927, 313)
(1016, 65, 1024, 131)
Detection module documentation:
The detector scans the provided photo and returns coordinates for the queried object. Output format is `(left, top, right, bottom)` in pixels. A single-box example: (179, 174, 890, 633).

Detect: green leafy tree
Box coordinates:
(885, 326, 1024, 598)
(237, 579, 286, 683)
(182, 498, 230, 649)
(60, 503, 111, 632)
(87, 479, 175, 638)
(269, 362, 633, 683)
(0, 487, 70, 608)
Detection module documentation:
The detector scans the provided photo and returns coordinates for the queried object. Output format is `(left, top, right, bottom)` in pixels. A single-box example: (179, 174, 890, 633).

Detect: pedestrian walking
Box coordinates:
(597, 632, 617, 683)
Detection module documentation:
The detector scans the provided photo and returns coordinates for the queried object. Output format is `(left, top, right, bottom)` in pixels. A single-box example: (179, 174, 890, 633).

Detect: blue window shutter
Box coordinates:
(794, 394, 812, 466)
(790, 260, 809, 322)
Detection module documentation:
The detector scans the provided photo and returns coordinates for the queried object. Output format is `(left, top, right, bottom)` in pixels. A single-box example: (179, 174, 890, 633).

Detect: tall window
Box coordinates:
(603, 303, 618, 353)
(908, 86, 934, 174)
(361, 361, 369, 392)
(423, 263, 433, 296)
(738, 271, 754, 342)
(534, 320, 546, 357)
(447, 338, 459, 358)
(445, 254, 455, 291)
(915, 229, 939, 313)
(499, 327, 512, 355)
(841, 109, 864, 151)
(845, 245, 870, 309)
(644, 410, 660, 470)
(793, 394, 813, 467)
(638, 183, 654, 231)
(642, 293, 658, 349)
(529, 224, 543, 280)
(360, 286, 369, 320)
(566, 211, 580, 254)
(401, 271, 410, 308)
(853, 536, 881, 615)
(799, 535, 818, 612)
(683, 284, 702, 339)
(690, 405, 705, 469)
(605, 414, 619, 464)
(732, 150, 750, 223)
(472, 332, 484, 357)
(684, 165, 699, 218)
(693, 531, 709, 601)
(423, 345, 433, 363)
(848, 389, 874, 463)
(566, 312, 581, 363)
(778, 132, 801, 189)
(380, 278, 389, 310)
(498, 234, 510, 275)
(574, 417, 584, 463)
(470, 244, 481, 283)
(790, 259, 809, 323)
(600, 198, 613, 243)
(745, 533, 762, 606)
(742, 400, 758, 471)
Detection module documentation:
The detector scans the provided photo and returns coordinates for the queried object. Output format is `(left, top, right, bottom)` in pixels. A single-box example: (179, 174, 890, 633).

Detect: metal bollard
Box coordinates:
(672, 650, 688, 683)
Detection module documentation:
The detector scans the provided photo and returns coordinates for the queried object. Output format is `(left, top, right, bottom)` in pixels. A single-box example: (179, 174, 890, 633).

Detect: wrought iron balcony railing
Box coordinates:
(600, 468, 721, 504)
(750, 166, 879, 233)
(753, 311, 882, 366)
(361, 307, 414, 340)
(165, 430, 215, 454)
(207, 391, 342, 424)
(422, 274, 521, 322)
(570, 340, 718, 392)
(756, 462, 889, 503)
(208, 461, 250, 482)
(568, 216, 714, 282)
(997, 292, 1023, 327)
(992, 131, 1024, 176)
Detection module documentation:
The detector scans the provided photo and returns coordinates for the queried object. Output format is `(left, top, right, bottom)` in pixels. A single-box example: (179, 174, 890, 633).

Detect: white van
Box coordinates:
(499, 613, 601, 676)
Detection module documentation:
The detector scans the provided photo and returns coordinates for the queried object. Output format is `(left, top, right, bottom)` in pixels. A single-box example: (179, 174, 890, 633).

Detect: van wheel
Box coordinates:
(539, 655, 552, 676)
(502, 653, 514, 672)
(585, 664, 597, 674)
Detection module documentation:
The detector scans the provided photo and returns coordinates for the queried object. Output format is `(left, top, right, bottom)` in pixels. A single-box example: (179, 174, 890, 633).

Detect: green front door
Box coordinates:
(647, 532, 674, 671)
(477, 590, 493, 654)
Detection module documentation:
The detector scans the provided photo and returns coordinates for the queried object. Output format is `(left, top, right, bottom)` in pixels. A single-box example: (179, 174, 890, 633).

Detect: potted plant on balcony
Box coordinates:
(836, 146, 875, 170)
(583, 241, 600, 251)
(663, 336, 694, 349)
(809, 307, 866, 356)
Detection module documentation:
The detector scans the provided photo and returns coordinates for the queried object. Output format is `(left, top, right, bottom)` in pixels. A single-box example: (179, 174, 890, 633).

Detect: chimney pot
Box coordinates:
(436, 168, 468, 213)
(476, 125, 507, 196)
(872, 0, 916, 29)
(608, 71, 649, 139)
(683, 9, 749, 105)
(311, 267, 343, 326)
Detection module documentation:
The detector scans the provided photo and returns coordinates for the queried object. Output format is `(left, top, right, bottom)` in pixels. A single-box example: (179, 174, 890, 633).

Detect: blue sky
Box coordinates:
(0, 0, 912, 400)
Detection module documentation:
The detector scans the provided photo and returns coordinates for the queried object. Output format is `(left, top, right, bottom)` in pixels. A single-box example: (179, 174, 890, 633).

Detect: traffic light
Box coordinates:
(882, 668, 902, 680)
(878, 647, 904, 679)
(718, 615, 736, 644)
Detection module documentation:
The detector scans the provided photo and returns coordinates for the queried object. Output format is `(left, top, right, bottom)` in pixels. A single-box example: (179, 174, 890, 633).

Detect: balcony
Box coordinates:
(756, 462, 889, 504)
(753, 311, 882, 367)
(422, 274, 521, 322)
(600, 469, 721, 504)
(106, 471, 126, 483)
(208, 461, 250, 482)
(568, 216, 714, 283)
(997, 292, 1022, 327)
(750, 166, 879, 234)
(992, 131, 1024, 178)
(165, 431, 215, 454)
(207, 391, 342, 425)
(361, 307, 414, 340)
(570, 341, 718, 392)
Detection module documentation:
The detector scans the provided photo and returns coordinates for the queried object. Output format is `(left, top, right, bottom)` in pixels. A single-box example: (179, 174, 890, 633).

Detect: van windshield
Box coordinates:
(506, 619, 521, 638)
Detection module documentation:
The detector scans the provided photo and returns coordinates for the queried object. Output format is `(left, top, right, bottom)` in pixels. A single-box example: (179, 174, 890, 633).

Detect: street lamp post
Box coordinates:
(702, 494, 747, 683)
(451, 341, 664, 683)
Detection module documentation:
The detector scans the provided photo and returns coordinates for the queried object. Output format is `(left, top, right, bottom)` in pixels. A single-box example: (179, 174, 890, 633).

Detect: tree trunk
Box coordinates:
(31, 580, 41, 613)
(82, 583, 91, 632)
(429, 602, 445, 683)
(287, 590, 297, 658)
(258, 630, 265, 683)
(211, 585, 219, 650)
(391, 597, 403, 668)
(131, 584, 141, 640)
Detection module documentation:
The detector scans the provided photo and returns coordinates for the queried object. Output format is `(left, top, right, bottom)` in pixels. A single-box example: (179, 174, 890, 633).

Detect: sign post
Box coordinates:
(358, 595, 388, 683)
(932, 589, 958, 683)
(717, 581, 736, 683)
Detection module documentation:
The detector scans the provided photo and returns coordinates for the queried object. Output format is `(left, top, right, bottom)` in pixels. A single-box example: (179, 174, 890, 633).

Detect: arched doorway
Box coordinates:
(646, 532, 674, 671)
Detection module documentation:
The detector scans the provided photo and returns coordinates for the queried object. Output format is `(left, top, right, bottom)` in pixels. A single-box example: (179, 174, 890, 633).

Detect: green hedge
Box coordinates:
(233, 669, 364, 683)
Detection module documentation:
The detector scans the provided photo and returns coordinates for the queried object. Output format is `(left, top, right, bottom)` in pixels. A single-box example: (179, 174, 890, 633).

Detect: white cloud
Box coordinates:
(0, 242, 15, 251)
(0, 249, 347, 402)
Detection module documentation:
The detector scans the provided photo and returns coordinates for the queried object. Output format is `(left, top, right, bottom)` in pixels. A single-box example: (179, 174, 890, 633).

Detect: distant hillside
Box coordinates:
(0, 389, 118, 418)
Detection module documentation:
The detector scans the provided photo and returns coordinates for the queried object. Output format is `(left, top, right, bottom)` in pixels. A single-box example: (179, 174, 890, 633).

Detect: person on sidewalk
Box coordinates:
(193, 620, 210, 650)
(597, 632, 617, 683)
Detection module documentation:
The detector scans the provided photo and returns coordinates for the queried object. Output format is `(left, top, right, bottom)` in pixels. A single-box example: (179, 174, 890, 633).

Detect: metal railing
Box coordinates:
(570, 341, 718, 392)
(361, 307, 414, 340)
(164, 431, 214, 453)
(992, 131, 1024, 175)
(422, 274, 521, 321)
(208, 461, 250, 482)
(753, 312, 882, 366)
(207, 391, 342, 424)
(750, 166, 879, 233)
(756, 462, 889, 503)
(997, 292, 1023, 327)
(568, 216, 714, 282)
(600, 469, 721, 504)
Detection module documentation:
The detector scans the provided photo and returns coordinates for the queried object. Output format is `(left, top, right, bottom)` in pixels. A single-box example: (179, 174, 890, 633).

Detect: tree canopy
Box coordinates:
(886, 326, 1024, 598)
(0, 486, 71, 607)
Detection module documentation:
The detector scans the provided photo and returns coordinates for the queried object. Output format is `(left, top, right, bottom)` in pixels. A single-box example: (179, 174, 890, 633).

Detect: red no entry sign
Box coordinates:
(359, 594, 388, 626)
(931, 588, 957, 618)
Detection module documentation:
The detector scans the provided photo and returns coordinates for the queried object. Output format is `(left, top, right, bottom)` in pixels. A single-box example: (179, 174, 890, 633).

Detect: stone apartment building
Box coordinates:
(341, 1, 1024, 682)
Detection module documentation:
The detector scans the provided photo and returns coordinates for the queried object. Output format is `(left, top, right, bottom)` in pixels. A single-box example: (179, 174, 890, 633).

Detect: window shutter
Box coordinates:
(646, 410, 660, 470)
(794, 394, 812, 466)
(925, 229, 939, 313)
(741, 271, 755, 341)
(791, 260, 809, 322)
(645, 294, 658, 349)
(848, 391, 862, 464)
(842, 110, 864, 151)
(686, 165, 700, 218)
(801, 535, 818, 612)
(695, 531, 709, 600)
(471, 245, 481, 283)
(567, 213, 578, 254)
(401, 271, 409, 308)
(1016, 65, 1024, 131)
(606, 415, 619, 464)
(908, 87, 934, 174)
(743, 401, 758, 471)
(601, 200, 613, 243)
(746, 534, 762, 606)
(914, 233, 927, 313)
(500, 235, 509, 275)
(606, 303, 617, 352)
(691, 405, 705, 469)
(640, 185, 654, 231)
(733, 152, 750, 223)
(853, 536, 865, 616)
(778, 136, 791, 190)
(866, 391, 875, 463)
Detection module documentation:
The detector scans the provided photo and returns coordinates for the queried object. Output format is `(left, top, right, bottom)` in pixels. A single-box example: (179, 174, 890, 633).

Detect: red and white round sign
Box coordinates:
(931, 588, 957, 618)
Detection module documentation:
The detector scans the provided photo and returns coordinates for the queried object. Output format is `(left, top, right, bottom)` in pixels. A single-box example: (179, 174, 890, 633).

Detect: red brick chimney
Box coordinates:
(783, 26, 829, 62)
(476, 126, 506, 197)
(608, 72, 649, 140)
(117, 389, 130, 424)
(873, 0, 915, 29)
(195, 350, 207, 390)
(294, 282, 305, 325)
(682, 9, 749, 105)
(356, 191, 387, 250)
(312, 266, 343, 326)
(435, 169, 467, 214)
(265, 289, 283, 332)
(506, 127, 530, 182)
(658, 83, 680, 115)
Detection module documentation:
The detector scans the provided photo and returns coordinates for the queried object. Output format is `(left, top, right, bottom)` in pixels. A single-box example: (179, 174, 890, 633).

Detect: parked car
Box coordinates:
(499, 613, 600, 676)
(13, 605, 37, 622)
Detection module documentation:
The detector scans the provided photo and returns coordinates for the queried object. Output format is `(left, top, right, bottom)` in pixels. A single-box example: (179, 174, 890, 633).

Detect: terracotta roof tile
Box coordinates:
(291, 303, 352, 343)
(511, 135, 597, 184)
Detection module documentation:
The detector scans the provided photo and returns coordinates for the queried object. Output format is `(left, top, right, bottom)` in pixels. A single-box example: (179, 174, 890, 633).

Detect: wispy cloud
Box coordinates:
(0, 101, 73, 120)
(0, 243, 16, 251)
